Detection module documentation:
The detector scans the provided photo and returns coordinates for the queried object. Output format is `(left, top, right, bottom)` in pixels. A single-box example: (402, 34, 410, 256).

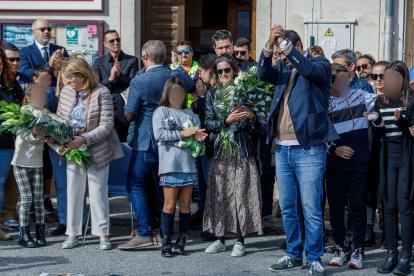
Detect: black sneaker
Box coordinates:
(44, 197, 55, 214)
(269, 256, 303, 272)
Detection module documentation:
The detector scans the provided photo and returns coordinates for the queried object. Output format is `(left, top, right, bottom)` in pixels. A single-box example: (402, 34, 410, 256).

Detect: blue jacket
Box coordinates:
(19, 42, 68, 86)
(257, 48, 338, 147)
(125, 65, 194, 151)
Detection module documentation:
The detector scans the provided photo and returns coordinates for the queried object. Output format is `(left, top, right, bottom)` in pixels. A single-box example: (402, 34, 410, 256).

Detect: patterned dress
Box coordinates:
(203, 85, 263, 237)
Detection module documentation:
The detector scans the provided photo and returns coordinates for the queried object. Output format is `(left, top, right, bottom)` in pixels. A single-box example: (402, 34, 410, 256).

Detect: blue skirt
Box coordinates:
(159, 172, 198, 187)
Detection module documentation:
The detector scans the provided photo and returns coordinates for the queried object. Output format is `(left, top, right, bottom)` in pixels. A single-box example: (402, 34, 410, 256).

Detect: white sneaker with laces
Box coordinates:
(231, 242, 246, 257)
(205, 240, 226, 254)
(348, 248, 363, 269)
(329, 245, 347, 266)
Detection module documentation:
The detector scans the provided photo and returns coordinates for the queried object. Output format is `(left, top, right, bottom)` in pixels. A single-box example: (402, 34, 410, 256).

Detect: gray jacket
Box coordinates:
(152, 106, 200, 175)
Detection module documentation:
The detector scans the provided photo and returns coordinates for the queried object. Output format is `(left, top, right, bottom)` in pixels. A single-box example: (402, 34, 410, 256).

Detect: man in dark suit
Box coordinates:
(19, 19, 68, 87)
(118, 40, 194, 250)
(93, 30, 139, 142)
(258, 26, 338, 275)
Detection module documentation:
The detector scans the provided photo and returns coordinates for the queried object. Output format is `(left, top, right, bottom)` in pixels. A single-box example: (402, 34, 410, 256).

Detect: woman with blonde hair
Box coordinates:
(56, 57, 123, 250)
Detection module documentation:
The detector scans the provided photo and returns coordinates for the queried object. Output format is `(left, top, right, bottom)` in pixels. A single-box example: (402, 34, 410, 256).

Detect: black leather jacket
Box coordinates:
(0, 80, 24, 149)
(204, 88, 256, 158)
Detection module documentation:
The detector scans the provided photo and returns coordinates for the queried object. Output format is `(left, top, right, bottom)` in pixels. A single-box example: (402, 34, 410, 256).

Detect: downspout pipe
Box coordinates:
(384, 0, 394, 61)
(402, 0, 408, 62)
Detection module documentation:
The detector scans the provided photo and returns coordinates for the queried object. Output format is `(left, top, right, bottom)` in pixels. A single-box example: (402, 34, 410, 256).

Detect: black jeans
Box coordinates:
(326, 170, 367, 249)
(252, 133, 275, 218)
(383, 142, 414, 254)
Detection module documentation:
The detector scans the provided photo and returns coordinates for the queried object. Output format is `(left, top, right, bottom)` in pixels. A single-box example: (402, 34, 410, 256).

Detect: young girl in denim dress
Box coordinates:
(153, 77, 207, 257)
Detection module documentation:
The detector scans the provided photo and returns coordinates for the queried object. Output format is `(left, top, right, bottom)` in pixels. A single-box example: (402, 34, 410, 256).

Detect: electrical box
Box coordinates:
(305, 19, 356, 61)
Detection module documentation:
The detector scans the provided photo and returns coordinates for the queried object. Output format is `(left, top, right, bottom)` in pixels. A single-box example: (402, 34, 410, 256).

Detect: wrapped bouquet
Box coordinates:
(213, 67, 274, 156)
(0, 101, 93, 167)
(234, 66, 274, 124)
(159, 116, 205, 158)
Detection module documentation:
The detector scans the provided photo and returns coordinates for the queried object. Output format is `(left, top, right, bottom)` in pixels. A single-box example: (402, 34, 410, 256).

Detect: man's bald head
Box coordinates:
(32, 19, 51, 45)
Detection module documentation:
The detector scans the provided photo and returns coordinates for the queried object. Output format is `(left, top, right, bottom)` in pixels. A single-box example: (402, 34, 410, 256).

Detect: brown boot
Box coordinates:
(118, 235, 153, 250)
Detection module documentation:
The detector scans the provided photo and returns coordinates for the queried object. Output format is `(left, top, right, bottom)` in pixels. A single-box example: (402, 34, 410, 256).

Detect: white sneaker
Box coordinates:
(329, 245, 346, 266)
(348, 248, 363, 269)
(205, 240, 226, 254)
(231, 242, 246, 257)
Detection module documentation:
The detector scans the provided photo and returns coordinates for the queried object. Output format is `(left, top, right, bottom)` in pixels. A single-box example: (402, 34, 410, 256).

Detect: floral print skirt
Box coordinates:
(203, 153, 263, 237)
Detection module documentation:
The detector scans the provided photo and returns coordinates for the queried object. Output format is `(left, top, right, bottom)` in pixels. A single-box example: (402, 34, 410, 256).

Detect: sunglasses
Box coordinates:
(7, 57, 20, 62)
(356, 64, 369, 71)
(370, 73, 384, 80)
(234, 51, 247, 56)
(177, 49, 191, 55)
(107, 38, 121, 45)
(35, 27, 52, 33)
(216, 67, 232, 75)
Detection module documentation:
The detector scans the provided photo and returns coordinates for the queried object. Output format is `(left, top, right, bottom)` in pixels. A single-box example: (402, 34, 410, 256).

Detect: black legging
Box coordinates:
(218, 217, 244, 245)
(383, 142, 414, 255)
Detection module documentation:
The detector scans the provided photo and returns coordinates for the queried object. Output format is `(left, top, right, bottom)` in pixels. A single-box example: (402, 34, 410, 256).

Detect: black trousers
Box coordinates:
(252, 133, 275, 218)
(326, 170, 367, 249)
(383, 142, 414, 254)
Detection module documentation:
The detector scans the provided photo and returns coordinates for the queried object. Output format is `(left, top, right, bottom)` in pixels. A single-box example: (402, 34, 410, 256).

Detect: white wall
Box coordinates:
(0, 0, 141, 56)
(256, 0, 405, 62)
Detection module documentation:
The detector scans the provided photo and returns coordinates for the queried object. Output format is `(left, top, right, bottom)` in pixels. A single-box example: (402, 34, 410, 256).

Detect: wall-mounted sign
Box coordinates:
(2, 25, 34, 48)
(0, 0, 103, 11)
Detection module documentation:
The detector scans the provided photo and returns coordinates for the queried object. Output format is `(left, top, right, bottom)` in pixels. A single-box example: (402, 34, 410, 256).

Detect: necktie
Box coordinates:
(42, 47, 49, 63)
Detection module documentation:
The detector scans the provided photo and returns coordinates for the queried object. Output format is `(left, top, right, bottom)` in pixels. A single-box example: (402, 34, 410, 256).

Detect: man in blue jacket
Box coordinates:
(257, 25, 338, 276)
(119, 40, 194, 250)
(19, 19, 68, 87)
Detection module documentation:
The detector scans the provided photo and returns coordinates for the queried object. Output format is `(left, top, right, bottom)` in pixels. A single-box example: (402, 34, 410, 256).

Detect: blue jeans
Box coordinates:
(0, 149, 14, 213)
(48, 147, 67, 224)
(275, 144, 326, 263)
(127, 149, 160, 238)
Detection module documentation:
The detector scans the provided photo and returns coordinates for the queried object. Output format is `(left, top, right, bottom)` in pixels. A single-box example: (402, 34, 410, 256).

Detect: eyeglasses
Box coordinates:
(7, 57, 20, 63)
(234, 51, 247, 56)
(65, 73, 82, 81)
(107, 38, 121, 45)
(34, 27, 52, 33)
(356, 64, 369, 71)
(370, 73, 384, 80)
(177, 49, 191, 55)
(216, 68, 232, 75)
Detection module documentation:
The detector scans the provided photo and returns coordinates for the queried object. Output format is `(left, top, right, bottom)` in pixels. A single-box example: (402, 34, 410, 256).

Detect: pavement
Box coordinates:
(0, 198, 403, 276)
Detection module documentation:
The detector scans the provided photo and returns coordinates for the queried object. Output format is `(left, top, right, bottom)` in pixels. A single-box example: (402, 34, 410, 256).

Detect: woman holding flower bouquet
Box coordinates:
(0, 48, 24, 241)
(57, 57, 123, 250)
(203, 56, 262, 257)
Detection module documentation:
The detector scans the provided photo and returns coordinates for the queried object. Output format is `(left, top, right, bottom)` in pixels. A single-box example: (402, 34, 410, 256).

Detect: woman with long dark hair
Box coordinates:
(366, 60, 414, 275)
(0, 48, 24, 241)
(203, 55, 262, 257)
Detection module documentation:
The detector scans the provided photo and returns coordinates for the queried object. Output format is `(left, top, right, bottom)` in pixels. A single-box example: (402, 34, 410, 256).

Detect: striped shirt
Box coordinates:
(327, 88, 377, 172)
(379, 104, 406, 142)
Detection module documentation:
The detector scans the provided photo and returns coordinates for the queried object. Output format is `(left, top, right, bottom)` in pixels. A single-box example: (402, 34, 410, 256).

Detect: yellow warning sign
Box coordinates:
(325, 28, 334, 36)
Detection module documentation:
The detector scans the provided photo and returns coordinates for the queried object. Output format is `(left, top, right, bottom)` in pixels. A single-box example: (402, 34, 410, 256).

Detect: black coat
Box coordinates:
(372, 98, 414, 201)
(0, 80, 24, 149)
(395, 101, 414, 200)
(204, 88, 256, 158)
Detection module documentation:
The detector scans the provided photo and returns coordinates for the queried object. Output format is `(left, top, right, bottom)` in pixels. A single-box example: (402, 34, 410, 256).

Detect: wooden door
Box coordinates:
(228, 0, 256, 59)
(141, 0, 185, 61)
